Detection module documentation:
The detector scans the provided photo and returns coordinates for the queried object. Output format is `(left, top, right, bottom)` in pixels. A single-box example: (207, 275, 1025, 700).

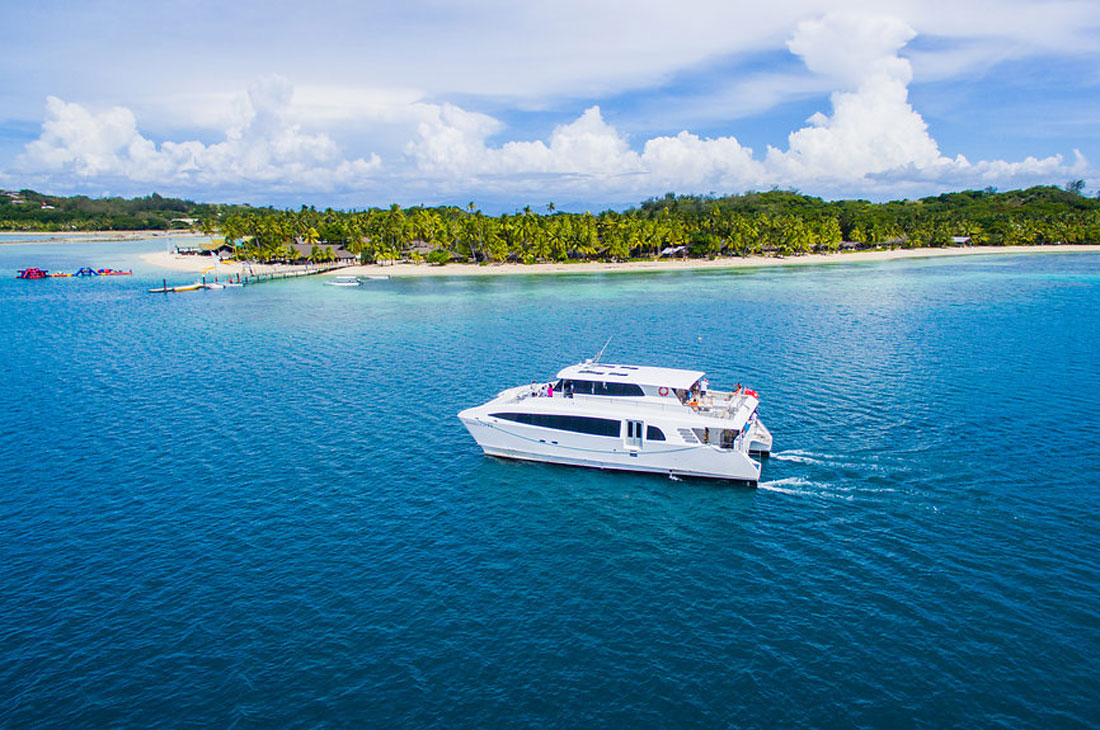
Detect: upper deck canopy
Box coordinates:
(555, 362, 704, 390)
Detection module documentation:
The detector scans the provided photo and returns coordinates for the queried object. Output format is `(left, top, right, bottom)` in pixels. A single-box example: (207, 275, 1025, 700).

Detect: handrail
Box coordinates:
(499, 388, 755, 424)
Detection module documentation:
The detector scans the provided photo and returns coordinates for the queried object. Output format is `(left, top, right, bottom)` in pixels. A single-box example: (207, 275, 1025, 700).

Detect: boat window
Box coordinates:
(646, 426, 666, 441)
(491, 412, 621, 437)
(565, 379, 592, 395)
(561, 379, 644, 397)
(577, 379, 644, 397)
(604, 382, 644, 396)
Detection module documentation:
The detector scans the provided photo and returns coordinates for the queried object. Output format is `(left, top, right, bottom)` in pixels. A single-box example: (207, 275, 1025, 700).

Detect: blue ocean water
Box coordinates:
(1, 242, 1099, 727)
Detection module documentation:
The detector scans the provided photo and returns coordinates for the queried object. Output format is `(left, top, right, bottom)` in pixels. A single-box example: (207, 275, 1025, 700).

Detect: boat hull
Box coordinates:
(747, 419, 773, 457)
(459, 414, 761, 484)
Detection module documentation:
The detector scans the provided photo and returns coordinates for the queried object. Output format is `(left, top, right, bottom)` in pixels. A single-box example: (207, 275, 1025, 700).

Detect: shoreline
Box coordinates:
(139, 251, 280, 276)
(334, 244, 1100, 278)
(1, 230, 207, 245)
(138, 244, 1100, 277)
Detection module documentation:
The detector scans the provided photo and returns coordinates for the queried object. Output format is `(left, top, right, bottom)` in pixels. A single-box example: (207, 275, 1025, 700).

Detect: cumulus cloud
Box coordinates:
(763, 13, 1084, 191)
(403, 11, 1084, 200)
(641, 132, 765, 189)
(12, 13, 1089, 205)
(18, 76, 380, 192)
(787, 13, 917, 87)
(408, 105, 772, 192)
(408, 105, 642, 179)
(765, 14, 946, 181)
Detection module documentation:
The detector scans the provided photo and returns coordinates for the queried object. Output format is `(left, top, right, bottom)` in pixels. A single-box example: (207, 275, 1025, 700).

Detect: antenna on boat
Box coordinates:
(591, 336, 613, 364)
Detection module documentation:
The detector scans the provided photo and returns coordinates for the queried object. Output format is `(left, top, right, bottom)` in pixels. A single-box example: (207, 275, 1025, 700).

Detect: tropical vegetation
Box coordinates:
(4, 184, 1100, 264)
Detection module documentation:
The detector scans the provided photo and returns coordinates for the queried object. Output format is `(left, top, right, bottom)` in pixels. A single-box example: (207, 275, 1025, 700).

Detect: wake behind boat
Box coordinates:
(458, 360, 772, 485)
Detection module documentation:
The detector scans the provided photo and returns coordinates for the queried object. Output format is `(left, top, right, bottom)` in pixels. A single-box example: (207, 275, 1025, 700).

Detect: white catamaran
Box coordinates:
(458, 360, 772, 484)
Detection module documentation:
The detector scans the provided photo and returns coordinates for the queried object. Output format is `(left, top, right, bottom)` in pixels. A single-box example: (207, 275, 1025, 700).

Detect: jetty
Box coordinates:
(148, 262, 351, 293)
(237, 262, 350, 285)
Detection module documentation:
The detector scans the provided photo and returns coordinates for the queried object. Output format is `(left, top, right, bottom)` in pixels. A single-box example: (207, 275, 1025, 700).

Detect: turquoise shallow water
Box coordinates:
(2, 243, 1099, 727)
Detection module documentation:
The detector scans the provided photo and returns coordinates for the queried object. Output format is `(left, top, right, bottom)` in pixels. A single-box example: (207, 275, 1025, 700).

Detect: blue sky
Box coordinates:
(1, 0, 1098, 212)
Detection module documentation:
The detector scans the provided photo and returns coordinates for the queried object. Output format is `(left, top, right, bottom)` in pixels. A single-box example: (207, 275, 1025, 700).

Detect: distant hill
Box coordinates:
(0, 189, 262, 232)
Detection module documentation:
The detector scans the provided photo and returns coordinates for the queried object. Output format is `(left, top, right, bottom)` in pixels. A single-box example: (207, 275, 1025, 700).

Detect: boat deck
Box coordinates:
(502, 385, 759, 423)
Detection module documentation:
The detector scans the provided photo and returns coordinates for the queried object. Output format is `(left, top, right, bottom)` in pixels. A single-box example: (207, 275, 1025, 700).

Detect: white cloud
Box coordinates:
(401, 12, 1083, 200)
(498, 107, 642, 175)
(18, 76, 380, 193)
(766, 15, 945, 181)
(11, 11, 1091, 205)
(786, 13, 916, 88)
(641, 132, 765, 189)
(408, 105, 644, 180)
(8, 0, 1099, 131)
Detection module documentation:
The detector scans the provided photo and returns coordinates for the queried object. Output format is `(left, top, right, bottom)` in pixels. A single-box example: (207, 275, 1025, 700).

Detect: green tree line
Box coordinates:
(0, 190, 258, 231)
(5, 185, 1099, 262)
(218, 185, 1100, 264)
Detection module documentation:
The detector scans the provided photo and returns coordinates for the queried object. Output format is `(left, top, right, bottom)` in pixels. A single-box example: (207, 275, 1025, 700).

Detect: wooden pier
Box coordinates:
(148, 263, 353, 293)
(236, 262, 351, 285)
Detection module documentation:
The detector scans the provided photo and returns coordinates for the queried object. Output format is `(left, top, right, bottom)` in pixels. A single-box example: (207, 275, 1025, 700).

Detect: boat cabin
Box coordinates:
(554, 362, 704, 403)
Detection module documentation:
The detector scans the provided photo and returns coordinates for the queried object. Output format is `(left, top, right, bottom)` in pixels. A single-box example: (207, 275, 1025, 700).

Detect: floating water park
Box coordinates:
(16, 266, 132, 279)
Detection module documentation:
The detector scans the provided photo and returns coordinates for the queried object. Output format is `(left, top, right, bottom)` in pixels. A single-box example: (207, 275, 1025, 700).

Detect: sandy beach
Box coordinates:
(139, 251, 281, 276)
(331, 244, 1100, 278)
(139, 244, 1100, 278)
(1, 230, 207, 246)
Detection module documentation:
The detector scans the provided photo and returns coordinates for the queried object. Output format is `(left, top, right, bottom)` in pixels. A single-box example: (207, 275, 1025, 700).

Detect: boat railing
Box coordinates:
(504, 387, 754, 421)
(566, 394, 689, 414)
(694, 391, 756, 420)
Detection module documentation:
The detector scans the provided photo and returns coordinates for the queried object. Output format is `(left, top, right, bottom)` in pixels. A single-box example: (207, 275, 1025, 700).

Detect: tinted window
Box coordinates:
(565, 379, 643, 397)
(566, 379, 593, 395)
(646, 426, 666, 441)
(491, 412, 621, 437)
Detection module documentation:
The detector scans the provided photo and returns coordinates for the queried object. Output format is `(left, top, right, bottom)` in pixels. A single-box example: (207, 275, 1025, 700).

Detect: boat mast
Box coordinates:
(592, 336, 613, 364)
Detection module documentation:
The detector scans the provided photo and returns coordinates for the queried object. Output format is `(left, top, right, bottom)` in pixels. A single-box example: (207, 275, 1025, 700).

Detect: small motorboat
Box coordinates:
(364, 274, 390, 280)
(328, 276, 361, 287)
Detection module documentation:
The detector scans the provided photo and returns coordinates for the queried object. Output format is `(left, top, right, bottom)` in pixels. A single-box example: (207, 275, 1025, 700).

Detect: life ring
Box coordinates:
(658, 386, 669, 396)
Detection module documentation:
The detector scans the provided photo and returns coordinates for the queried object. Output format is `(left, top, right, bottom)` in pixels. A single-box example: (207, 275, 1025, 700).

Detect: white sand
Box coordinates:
(2, 230, 207, 246)
(328, 245, 1100, 278)
(140, 251, 284, 275)
(139, 244, 1100, 277)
